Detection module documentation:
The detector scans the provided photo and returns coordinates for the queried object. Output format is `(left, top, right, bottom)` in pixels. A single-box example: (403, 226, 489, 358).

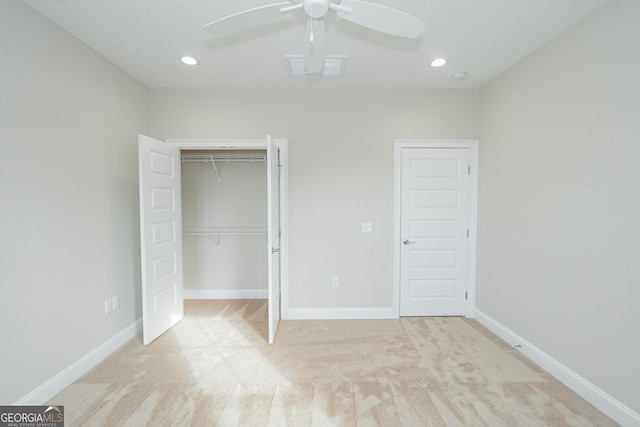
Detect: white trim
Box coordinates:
(474, 309, 640, 427)
(15, 319, 142, 405)
(392, 139, 479, 318)
(183, 289, 268, 299)
(287, 307, 393, 320)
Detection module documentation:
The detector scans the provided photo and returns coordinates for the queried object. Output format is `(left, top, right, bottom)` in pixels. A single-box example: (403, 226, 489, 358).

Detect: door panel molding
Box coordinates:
(139, 135, 184, 345)
(392, 139, 478, 318)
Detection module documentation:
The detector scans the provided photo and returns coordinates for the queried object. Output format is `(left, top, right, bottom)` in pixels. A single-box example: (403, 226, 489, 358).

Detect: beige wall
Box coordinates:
(182, 159, 268, 292)
(0, 1, 148, 404)
(478, 0, 640, 414)
(149, 88, 480, 310)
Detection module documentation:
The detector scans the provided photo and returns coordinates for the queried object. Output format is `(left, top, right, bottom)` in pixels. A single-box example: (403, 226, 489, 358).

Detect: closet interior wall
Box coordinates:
(181, 150, 268, 296)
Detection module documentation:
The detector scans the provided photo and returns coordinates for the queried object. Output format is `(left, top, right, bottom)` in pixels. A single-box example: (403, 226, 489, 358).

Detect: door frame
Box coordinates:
(392, 139, 479, 318)
(166, 137, 289, 320)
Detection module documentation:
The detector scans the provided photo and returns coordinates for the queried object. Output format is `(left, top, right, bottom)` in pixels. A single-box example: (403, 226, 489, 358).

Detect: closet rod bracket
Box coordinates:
(209, 155, 221, 181)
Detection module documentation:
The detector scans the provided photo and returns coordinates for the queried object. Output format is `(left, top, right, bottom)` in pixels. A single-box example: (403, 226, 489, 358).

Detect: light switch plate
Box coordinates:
(361, 223, 373, 233)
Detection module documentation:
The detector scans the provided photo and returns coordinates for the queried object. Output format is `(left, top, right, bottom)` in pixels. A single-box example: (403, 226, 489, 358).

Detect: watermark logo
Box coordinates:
(0, 406, 64, 427)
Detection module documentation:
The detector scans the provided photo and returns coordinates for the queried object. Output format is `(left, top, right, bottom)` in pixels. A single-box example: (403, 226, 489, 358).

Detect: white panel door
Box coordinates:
(138, 135, 184, 345)
(266, 136, 280, 343)
(400, 148, 470, 316)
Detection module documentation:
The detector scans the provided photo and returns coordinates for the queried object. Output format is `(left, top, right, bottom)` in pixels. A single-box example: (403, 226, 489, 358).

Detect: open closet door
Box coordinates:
(266, 135, 280, 344)
(138, 135, 184, 345)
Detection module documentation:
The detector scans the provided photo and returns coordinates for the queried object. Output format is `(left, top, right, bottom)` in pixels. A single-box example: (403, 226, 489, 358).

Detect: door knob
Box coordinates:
(403, 239, 416, 245)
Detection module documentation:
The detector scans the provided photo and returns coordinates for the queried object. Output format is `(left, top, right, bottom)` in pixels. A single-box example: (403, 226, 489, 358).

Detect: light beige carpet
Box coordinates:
(50, 300, 616, 426)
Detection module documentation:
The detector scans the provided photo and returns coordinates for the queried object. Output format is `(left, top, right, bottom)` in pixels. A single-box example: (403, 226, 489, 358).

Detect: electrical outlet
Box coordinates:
(332, 277, 340, 288)
(104, 298, 113, 314)
(112, 295, 120, 310)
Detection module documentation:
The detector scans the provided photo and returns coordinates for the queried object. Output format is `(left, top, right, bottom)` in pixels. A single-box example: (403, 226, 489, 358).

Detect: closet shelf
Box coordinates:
(183, 226, 267, 236)
(181, 153, 266, 163)
(182, 153, 266, 181)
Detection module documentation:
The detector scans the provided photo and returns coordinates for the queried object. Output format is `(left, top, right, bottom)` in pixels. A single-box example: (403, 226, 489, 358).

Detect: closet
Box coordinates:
(138, 135, 286, 345)
(181, 150, 268, 298)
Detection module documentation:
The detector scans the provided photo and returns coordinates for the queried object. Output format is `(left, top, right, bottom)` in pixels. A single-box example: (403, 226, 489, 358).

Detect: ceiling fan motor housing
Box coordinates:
(304, 0, 330, 18)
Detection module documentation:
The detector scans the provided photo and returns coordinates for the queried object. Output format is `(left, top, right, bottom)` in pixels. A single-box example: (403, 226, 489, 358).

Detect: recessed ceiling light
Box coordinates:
(430, 58, 447, 68)
(181, 56, 198, 65)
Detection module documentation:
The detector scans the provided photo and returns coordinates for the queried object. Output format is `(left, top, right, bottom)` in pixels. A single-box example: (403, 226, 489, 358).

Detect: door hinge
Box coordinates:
(468, 165, 471, 175)
(466, 229, 469, 238)
(465, 291, 468, 300)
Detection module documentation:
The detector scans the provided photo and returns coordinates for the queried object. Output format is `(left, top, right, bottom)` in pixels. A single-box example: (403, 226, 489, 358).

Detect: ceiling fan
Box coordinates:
(203, 0, 426, 74)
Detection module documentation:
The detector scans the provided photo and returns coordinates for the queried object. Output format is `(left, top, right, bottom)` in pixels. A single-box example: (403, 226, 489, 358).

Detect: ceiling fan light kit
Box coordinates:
(304, 0, 330, 17)
(204, 0, 426, 75)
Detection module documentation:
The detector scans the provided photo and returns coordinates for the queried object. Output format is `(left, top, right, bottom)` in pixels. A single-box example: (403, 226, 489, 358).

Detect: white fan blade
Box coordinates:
(305, 19, 326, 74)
(203, 2, 295, 34)
(336, 0, 425, 38)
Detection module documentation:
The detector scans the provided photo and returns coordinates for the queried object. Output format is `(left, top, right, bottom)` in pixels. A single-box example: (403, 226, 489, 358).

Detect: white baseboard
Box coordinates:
(15, 318, 142, 405)
(183, 289, 268, 299)
(474, 309, 640, 427)
(286, 307, 393, 320)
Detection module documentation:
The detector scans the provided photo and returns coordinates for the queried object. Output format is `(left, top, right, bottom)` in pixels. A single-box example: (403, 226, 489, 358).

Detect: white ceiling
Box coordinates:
(22, 0, 606, 89)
